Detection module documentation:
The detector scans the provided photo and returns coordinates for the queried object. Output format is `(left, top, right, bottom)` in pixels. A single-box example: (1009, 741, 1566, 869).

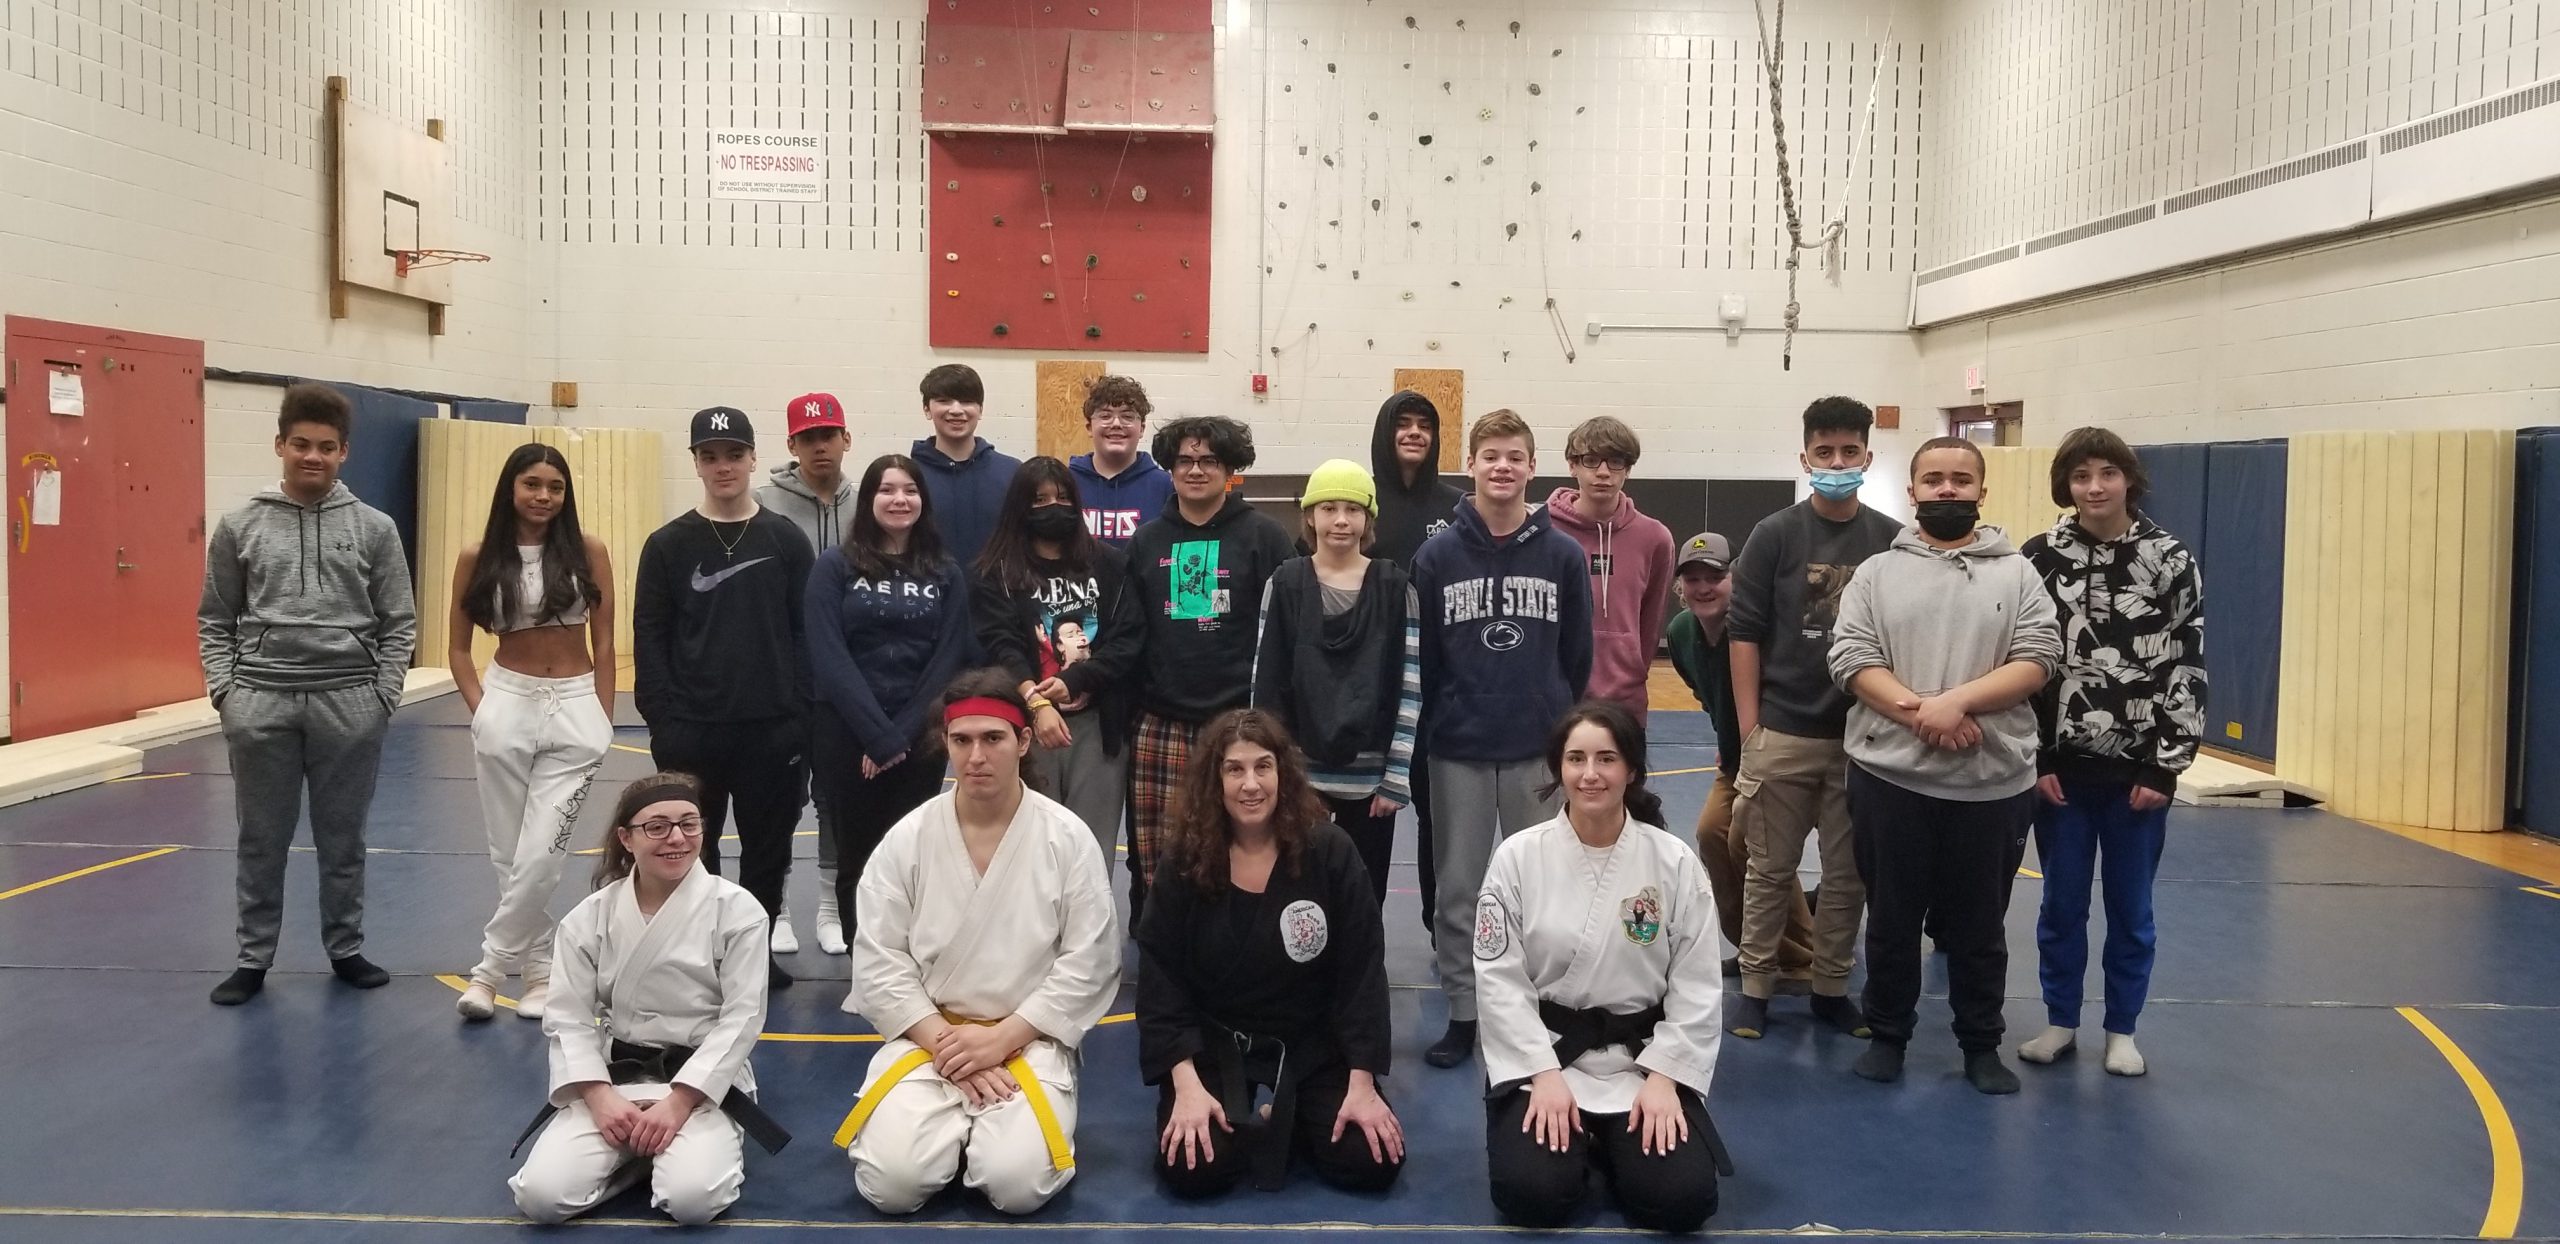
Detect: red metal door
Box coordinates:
(6, 317, 207, 739)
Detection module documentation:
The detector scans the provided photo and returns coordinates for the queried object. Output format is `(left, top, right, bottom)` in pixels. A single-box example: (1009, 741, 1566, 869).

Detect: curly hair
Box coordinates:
(1082, 374, 1154, 420)
(277, 383, 352, 441)
(1160, 709, 1327, 893)
(1152, 415, 1257, 473)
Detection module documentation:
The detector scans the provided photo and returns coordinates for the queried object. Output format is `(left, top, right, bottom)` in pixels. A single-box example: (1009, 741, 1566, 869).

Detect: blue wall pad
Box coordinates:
(2137, 442, 2213, 557)
(2513, 428, 2560, 835)
(2201, 439, 2287, 761)
(453, 399, 528, 424)
(333, 385, 435, 579)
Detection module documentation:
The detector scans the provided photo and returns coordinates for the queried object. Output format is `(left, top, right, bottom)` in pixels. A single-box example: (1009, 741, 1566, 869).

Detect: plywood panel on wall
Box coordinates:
(1035, 359, 1108, 460)
(1977, 445, 2059, 544)
(2275, 430, 2513, 832)
(1392, 369, 1464, 475)
(417, 422, 664, 681)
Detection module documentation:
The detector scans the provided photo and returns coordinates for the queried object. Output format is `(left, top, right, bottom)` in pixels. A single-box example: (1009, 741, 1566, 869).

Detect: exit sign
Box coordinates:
(1964, 363, 1985, 392)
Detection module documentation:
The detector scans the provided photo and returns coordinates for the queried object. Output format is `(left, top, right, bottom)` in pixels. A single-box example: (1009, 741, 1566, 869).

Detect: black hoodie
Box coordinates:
(1127, 491, 1299, 722)
(1371, 390, 1465, 568)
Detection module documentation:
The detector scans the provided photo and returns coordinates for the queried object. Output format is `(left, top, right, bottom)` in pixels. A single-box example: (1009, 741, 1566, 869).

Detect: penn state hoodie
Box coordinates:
(1411, 498, 1595, 763)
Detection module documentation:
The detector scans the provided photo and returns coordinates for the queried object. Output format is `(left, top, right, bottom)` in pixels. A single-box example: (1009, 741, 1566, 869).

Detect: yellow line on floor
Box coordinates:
(104, 771, 190, 783)
(2396, 1006, 2523, 1239)
(2017, 867, 2044, 880)
(1647, 765, 1714, 778)
(609, 742, 652, 756)
(429, 973, 1130, 1039)
(0, 846, 181, 902)
(2524, 886, 2560, 902)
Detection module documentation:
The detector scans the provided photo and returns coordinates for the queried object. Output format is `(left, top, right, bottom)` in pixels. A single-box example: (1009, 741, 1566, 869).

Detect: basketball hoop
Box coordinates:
(391, 248, 491, 277)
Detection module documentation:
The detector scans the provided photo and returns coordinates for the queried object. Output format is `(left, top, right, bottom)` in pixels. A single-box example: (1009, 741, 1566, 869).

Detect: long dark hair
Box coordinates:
(845, 453, 950, 579)
(1541, 700, 1666, 827)
(463, 443, 599, 633)
(594, 772, 701, 888)
(975, 455, 1095, 594)
(1162, 709, 1327, 893)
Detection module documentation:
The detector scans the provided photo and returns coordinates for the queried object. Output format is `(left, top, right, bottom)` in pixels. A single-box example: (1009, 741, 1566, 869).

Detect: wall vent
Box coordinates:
(2163, 143, 2367, 215)
(1916, 245, 2020, 288)
(2023, 205, 2158, 256)
(2381, 77, 2560, 154)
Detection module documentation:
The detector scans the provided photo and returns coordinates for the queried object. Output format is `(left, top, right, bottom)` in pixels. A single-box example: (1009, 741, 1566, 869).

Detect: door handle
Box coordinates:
(116, 546, 138, 572)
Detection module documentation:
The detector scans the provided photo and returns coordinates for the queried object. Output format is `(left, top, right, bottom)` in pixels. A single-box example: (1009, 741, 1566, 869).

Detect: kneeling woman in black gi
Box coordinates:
(1138, 708, 1405, 1197)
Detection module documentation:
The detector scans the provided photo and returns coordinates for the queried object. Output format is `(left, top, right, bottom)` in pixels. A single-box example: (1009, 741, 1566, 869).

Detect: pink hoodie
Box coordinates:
(1543, 486, 1676, 721)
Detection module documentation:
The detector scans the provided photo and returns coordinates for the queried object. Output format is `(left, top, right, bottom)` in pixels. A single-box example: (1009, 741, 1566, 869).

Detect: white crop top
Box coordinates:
(494, 544, 591, 633)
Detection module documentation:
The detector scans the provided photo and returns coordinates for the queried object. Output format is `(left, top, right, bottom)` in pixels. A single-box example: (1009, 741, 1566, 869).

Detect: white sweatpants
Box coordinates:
(470, 666, 612, 988)
(847, 1051, 1081, 1216)
(510, 1087, 745, 1225)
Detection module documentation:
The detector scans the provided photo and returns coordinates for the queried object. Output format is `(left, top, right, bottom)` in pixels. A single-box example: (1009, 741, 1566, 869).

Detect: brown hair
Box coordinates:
(277, 383, 353, 442)
(1161, 709, 1327, 893)
(1082, 374, 1154, 420)
(594, 772, 702, 887)
(1910, 435, 1987, 479)
(1468, 409, 1537, 458)
(1564, 416, 1641, 466)
(2049, 425, 2150, 511)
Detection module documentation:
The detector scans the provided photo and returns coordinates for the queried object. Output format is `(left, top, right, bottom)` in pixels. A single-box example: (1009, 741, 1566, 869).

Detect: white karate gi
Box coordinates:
(1474, 814, 1723, 1112)
(510, 863, 770, 1226)
(843, 788, 1121, 1215)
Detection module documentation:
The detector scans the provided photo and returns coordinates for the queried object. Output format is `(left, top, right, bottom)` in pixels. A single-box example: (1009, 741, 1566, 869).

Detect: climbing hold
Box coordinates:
(1278, 201, 1287, 209)
(1327, 62, 1337, 72)
(1529, 139, 1540, 151)
(1316, 262, 1328, 270)
(1401, 290, 1415, 301)
(1085, 253, 1099, 269)
(1368, 111, 1380, 120)
(946, 180, 960, 190)
(1482, 155, 1494, 165)
(1450, 280, 1461, 287)
(1298, 145, 1308, 155)
(1328, 218, 1340, 227)
(1571, 229, 1583, 240)
(1477, 105, 1491, 118)
(1576, 105, 1586, 114)
(1444, 175, 1454, 182)
(1181, 256, 1191, 268)
(1527, 83, 1542, 96)
(1086, 324, 1102, 338)
(1553, 48, 1563, 57)
(1043, 291, 1057, 301)
(1370, 198, 1382, 210)
(1131, 185, 1147, 202)
(1367, 339, 1375, 348)
(1040, 253, 1053, 265)
(1404, 15, 1415, 27)
(1455, 18, 1465, 28)
(1505, 223, 1519, 239)
(1409, 220, 1421, 229)
(1509, 20, 1521, 35)
(1427, 339, 1442, 350)
(1418, 134, 1433, 145)
(1530, 181, 1542, 193)
(993, 215, 1005, 225)
(945, 251, 959, 261)
(1351, 270, 1360, 278)
(1501, 295, 1514, 305)
(1133, 292, 1147, 302)
(1323, 155, 1335, 166)
(946, 289, 961, 297)
(994, 323, 1009, 336)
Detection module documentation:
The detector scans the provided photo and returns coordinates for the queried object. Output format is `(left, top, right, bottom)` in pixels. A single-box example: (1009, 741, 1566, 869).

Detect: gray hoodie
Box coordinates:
(197, 480, 417, 707)
(755, 461, 856, 554)
(1827, 524, 2062, 801)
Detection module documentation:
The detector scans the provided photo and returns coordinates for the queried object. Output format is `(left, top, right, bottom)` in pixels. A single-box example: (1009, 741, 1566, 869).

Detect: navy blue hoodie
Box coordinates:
(1411, 498, 1594, 762)
(1070, 451, 1175, 548)
(911, 436, 1022, 570)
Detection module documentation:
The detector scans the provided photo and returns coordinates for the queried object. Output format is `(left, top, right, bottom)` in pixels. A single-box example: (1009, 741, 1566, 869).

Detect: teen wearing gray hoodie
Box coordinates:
(754, 394, 860, 957)
(1827, 436, 2059, 1095)
(199, 384, 417, 1007)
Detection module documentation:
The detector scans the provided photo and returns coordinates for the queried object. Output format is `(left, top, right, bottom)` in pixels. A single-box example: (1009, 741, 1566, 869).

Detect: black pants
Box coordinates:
(1410, 738, 1436, 935)
(1848, 763, 2036, 1052)
(1321, 795, 1396, 909)
(1485, 1083, 1719, 1232)
(1154, 1061, 1402, 1198)
(811, 708, 946, 934)
(648, 715, 807, 920)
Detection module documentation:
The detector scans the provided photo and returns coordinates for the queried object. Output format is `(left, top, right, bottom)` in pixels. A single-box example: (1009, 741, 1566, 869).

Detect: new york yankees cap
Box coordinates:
(690, 406, 755, 449)
(784, 392, 846, 439)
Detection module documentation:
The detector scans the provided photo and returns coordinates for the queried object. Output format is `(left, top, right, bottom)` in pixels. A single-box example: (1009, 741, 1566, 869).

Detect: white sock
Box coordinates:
(2104, 1033, 2146, 1076)
(456, 982, 497, 1020)
(770, 916, 800, 955)
(516, 976, 549, 1021)
(817, 870, 846, 954)
(2017, 1025, 2077, 1064)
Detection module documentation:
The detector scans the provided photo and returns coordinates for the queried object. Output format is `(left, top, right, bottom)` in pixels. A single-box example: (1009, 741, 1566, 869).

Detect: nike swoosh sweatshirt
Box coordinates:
(632, 509, 815, 726)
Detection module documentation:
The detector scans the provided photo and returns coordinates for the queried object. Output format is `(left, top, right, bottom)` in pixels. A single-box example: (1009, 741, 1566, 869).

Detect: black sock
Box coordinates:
(331, 955, 389, 988)
(1810, 994, 1872, 1037)
(1965, 1049, 2020, 1095)
(1853, 1042, 1905, 1083)
(210, 967, 267, 1006)
(769, 958, 795, 990)
(1727, 994, 1768, 1038)
(1424, 1019, 1476, 1068)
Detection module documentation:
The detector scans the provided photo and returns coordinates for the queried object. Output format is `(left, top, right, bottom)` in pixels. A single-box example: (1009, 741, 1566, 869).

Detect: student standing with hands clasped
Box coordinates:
(2018, 428, 2205, 1078)
(448, 443, 616, 1023)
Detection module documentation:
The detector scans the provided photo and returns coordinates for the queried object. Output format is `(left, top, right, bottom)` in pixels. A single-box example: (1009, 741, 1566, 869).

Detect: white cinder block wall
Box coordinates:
(536, 0, 1932, 516)
(0, 0, 546, 736)
(1913, 0, 2560, 441)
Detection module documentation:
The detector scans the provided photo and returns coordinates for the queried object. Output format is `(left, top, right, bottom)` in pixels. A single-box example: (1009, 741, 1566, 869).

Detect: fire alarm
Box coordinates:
(1250, 373, 1269, 394)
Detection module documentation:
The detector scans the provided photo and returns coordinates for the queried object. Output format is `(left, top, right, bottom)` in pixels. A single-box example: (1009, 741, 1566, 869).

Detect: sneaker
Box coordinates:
(1853, 1041, 1906, 1083)
(1423, 1019, 1477, 1068)
(770, 918, 800, 955)
(1964, 1049, 2021, 1095)
(210, 967, 267, 1006)
(1727, 994, 1768, 1040)
(457, 982, 498, 1021)
(1810, 994, 1872, 1038)
(517, 977, 550, 1021)
(330, 954, 390, 989)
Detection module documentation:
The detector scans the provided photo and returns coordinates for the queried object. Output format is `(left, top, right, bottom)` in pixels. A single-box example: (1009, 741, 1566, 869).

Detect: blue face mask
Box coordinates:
(1808, 467, 1865, 500)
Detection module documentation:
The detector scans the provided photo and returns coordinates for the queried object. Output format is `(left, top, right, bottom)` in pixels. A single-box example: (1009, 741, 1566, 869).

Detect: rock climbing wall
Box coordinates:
(925, 0, 1215, 354)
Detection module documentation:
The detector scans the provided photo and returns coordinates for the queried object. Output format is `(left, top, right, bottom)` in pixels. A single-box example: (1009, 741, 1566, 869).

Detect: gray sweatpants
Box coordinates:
(1029, 708, 1130, 883)
(222, 683, 393, 969)
(1430, 756, 1559, 1021)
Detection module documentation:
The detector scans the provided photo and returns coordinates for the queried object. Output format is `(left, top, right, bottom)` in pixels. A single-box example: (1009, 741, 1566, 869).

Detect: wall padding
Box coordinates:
(417, 422, 664, 679)
(2276, 430, 2513, 832)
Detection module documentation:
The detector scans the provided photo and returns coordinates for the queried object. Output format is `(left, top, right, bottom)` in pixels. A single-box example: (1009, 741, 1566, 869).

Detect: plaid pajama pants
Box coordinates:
(1129, 710, 1202, 885)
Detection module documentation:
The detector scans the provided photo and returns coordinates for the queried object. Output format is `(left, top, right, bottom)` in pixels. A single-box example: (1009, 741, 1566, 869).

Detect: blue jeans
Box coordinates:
(2032, 778, 2169, 1035)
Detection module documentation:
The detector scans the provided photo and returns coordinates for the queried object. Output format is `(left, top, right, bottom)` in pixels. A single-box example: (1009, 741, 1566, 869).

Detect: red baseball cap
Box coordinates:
(784, 392, 846, 439)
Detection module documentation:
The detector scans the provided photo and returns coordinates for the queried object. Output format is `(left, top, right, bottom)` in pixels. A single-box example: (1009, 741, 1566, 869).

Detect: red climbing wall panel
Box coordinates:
(927, 131, 1212, 353)
(925, 0, 1214, 354)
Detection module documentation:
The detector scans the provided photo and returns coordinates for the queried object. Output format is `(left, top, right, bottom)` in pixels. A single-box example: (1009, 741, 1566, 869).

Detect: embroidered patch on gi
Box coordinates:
(1620, 885, 1663, 946)
(1473, 893, 1511, 961)
(1279, 900, 1329, 963)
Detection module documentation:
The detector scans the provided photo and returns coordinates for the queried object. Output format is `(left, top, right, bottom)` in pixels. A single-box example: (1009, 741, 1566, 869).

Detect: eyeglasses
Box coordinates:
(1090, 409, 1144, 426)
(1173, 455, 1226, 473)
(629, 816, 706, 841)
(1569, 454, 1633, 472)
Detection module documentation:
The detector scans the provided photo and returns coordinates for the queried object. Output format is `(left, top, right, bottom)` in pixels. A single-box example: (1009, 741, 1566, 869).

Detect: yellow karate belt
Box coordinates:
(830, 1010, 1075, 1171)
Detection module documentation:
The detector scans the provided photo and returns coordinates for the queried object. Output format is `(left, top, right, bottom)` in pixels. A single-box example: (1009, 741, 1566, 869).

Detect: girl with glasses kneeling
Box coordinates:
(510, 773, 789, 1226)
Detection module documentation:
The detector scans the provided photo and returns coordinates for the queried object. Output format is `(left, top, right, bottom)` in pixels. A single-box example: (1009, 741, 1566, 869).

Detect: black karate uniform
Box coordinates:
(1136, 821, 1402, 1197)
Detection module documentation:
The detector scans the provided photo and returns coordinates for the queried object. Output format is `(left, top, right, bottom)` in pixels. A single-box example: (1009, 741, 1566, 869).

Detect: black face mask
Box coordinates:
(1028, 504, 1084, 543)
(1914, 499, 1980, 541)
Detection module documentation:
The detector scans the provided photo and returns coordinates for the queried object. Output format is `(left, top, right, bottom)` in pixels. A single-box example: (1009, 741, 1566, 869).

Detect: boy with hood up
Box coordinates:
(910, 363, 1023, 567)
(1829, 436, 2061, 1095)
(755, 392, 859, 957)
(200, 383, 417, 1006)
(1410, 408, 1594, 1069)
(1371, 389, 1467, 934)
(1544, 416, 1676, 722)
(1070, 374, 1175, 548)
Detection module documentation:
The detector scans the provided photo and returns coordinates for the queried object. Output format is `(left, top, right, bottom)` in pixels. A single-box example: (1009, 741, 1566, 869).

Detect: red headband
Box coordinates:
(944, 696, 1027, 730)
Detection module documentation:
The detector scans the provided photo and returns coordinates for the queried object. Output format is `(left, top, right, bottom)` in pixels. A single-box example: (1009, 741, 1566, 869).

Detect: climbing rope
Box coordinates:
(1750, 0, 1886, 371)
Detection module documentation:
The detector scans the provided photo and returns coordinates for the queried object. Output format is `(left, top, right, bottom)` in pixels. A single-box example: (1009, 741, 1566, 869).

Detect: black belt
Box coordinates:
(1522, 1001, 1735, 1178)
(510, 1039, 792, 1158)
(1198, 1023, 1307, 1192)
